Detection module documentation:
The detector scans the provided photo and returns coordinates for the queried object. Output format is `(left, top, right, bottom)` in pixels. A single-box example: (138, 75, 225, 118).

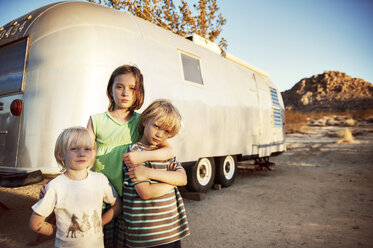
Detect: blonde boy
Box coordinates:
(29, 127, 121, 248)
(123, 99, 190, 248)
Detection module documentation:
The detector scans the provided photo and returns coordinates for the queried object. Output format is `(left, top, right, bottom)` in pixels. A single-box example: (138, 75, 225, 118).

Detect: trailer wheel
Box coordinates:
(186, 158, 215, 192)
(215, 155, 237, 187)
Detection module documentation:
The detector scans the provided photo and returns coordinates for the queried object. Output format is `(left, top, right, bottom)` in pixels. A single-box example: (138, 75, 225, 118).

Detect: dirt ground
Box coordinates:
(1, 125, 373, 248)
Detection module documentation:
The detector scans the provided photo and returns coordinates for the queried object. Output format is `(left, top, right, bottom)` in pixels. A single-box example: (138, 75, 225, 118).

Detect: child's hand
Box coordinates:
(123, 150, 144, 167)
(39, 181, 49, 199)
(128, 165, 149, 182)
(168, 160, 180, 171)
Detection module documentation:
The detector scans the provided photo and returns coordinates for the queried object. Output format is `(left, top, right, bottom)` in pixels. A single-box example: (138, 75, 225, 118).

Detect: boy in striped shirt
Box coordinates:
(123, 99, 190, 248)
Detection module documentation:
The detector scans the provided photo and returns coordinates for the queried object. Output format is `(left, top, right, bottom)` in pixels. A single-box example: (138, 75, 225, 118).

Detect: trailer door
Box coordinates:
(253, 73, 273, 157)
(0, 38, 28, 168)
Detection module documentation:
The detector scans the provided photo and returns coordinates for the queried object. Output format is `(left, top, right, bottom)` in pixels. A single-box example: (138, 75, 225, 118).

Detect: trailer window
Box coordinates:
(270, 87, 280, 107)
(0, 39, 27, 94)
(181, 53, 203, 84)
(273, 108, 282, 127)
(270, 88, 282, 128)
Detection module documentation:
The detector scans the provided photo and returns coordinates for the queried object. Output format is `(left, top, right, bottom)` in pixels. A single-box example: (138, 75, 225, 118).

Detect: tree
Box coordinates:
(87, 0, 227, 52)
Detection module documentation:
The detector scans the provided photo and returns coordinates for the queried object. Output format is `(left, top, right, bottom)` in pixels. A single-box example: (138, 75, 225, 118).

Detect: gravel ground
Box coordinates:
(1, 126, 373, 248)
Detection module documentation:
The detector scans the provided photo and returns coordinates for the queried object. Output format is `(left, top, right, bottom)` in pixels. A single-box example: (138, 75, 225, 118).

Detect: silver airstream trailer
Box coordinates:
(0, 1, 285, 192)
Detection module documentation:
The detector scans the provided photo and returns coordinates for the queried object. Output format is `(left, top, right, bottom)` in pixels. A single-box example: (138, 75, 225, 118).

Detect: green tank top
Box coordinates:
(90, 111, 141, 196)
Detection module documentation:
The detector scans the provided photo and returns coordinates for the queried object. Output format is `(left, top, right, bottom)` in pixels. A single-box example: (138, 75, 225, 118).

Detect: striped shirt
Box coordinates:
(123, 143, 190, 248)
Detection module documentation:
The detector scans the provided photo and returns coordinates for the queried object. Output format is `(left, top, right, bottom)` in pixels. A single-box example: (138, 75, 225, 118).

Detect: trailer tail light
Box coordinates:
(10, 99, 23, 116)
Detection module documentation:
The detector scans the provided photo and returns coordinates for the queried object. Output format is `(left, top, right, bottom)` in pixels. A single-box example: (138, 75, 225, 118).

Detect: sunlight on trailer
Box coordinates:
(0, 1, 285, 191)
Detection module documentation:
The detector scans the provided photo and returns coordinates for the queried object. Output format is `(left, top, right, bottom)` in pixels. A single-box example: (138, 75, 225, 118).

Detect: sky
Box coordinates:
(0, 0, 372, 92)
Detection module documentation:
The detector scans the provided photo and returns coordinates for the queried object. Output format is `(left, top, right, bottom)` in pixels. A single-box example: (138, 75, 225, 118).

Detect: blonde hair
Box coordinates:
(139, 99, 182, 138)
(54, 126, 96, 169)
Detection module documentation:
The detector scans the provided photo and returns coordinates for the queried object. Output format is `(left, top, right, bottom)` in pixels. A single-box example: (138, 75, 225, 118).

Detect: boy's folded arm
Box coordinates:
(123, 142, 174, 167)
(129, 165, 187, 186)
(147, 168, 187, 186)
(134, 182, 175, 200)
(146, 141, 174, 161)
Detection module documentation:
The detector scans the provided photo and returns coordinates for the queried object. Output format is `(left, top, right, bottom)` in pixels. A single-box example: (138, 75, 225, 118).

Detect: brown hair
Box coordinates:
(106, 65, 145, 111)
(139, 99, 182, 138)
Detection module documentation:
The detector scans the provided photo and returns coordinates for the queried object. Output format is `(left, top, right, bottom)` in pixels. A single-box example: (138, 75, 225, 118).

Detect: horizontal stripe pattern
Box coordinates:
(123, 143, 190, 248)
(103, 208, 126, 247)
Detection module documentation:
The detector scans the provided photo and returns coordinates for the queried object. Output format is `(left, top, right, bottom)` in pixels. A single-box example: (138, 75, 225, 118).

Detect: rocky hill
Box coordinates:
(281, 71, 373, 112)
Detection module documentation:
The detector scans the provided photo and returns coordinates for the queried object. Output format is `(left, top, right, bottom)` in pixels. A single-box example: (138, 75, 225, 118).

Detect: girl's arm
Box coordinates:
(102, 198, 122, 226)
(134, 182, 175, 200)
(29, 212, 56, 236)
(128, 167, 187, 186)
(87, 117, 96, 139)
(123, 142, 174, 167)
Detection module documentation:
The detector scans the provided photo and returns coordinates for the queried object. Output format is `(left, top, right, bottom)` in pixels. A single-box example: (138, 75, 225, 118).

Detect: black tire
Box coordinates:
(215, 155, 237, 187)
(186, 157, 215, 192)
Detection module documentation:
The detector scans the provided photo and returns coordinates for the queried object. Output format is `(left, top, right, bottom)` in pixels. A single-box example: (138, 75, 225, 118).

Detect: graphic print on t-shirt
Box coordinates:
(81, 213, 91, 231)
(65, 211, 102, 238)
(66, 214, 83, 238)
(92, 210, 101, 233)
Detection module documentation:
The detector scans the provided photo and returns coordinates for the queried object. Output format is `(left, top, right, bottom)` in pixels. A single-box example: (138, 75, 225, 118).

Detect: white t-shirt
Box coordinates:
(32, 171, 117, 248)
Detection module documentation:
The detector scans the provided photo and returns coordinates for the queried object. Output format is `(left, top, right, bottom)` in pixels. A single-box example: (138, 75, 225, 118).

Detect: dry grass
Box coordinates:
(284, 110, 308, 134)
(284, 109, 373, 134)
(285, 110, 307, 124)
(336, 128, 354, 144)
(286, 109, 373, 123)
(352, 109, 373, 120)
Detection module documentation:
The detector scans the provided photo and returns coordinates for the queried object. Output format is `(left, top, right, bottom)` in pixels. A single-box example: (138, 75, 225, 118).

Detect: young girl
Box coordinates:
(29, 127, 121, 248)
(87, 65, 174, 247)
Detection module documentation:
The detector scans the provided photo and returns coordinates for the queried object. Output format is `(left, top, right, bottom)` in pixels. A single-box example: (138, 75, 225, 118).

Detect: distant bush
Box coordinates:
(286, 109, 373, 124)
(336, 128, 354, 144)
(285, 110, 307, 124)
(284, 110, 308, 133)
(284, 109, 373, 134)
(352, 109, 373, 120)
